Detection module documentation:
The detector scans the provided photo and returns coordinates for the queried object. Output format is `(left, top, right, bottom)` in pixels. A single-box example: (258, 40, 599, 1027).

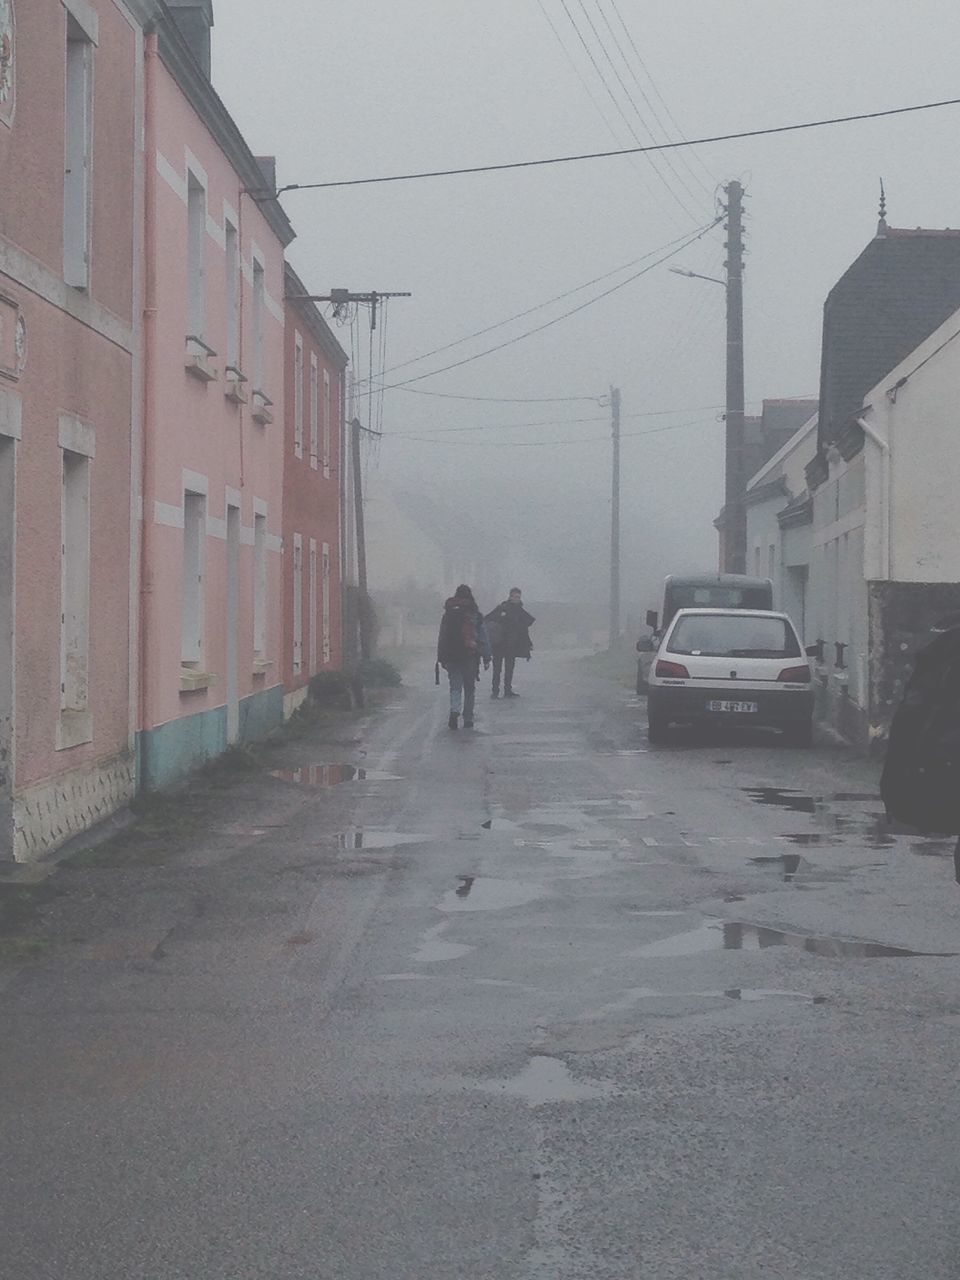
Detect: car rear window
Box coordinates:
(671, 586, 770, 611)
(668, 614, 800, 658)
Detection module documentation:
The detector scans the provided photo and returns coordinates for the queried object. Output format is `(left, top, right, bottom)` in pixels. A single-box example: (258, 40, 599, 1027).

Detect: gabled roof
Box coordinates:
(818, 225, 960, 449)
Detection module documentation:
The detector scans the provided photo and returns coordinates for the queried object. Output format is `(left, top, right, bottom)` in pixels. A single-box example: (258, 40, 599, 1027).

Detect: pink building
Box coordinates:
(137, 1, 294, 788)
(281, 265, 348, 710)
(0, 0, 155, 861)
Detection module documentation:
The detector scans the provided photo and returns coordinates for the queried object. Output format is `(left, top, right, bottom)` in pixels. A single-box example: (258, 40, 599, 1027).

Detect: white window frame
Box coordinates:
(252, 256, 265, 392)
(253, 512, 267, 657)
(293, 332, 303, 459)
(186, 171, 207, 341)
(309, 353, 319, 469)
(322, 368, 332, 479)
(292, 533, 303, 676)
(309, 538, 318, 674)
(224, 217, 239, 369)
(60, 449, 91, 714)
(63, 18, 93, 289)
(321, 541, 331, 665)
(181, 490, 206, 667)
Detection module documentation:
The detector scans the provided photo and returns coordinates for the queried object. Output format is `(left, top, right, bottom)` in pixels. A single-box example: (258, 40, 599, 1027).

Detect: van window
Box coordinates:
(668, 614, 800, 659)
(669, 585, 771, 612)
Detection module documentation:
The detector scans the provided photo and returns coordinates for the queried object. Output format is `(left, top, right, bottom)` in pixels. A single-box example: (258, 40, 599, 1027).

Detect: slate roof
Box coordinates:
(817, 225, 960, 449)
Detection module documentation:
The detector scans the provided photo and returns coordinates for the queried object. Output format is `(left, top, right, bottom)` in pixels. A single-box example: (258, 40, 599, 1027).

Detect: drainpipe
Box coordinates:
(856, 416, 890, 579)
(138, 30, 160, 789)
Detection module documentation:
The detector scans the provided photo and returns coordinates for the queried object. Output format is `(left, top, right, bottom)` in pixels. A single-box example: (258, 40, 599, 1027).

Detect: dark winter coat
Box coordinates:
(437, 597, 491, 669)
(881, 627, 960, 834)
(484, 600, 535, 660)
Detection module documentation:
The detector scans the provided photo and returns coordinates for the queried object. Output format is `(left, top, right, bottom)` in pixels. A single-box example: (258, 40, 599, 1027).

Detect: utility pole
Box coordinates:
(609, 386, 621, 650)
(723, 180, 747, 574)
(350, 417, 373, 662)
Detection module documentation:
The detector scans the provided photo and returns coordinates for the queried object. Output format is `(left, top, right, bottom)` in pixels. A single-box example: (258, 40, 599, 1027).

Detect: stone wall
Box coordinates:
(13, 752, 136, 862)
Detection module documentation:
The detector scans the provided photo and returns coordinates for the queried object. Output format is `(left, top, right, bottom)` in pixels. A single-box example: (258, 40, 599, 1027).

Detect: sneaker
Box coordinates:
(504, 690, 519, 698)
(448, 712, 459, 730)
(490, 690, 500, 699)
(463, 719, 474, 729)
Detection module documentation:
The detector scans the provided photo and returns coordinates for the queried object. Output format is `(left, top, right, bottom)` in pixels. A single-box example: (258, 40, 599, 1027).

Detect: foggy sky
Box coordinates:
(212, 1, 960, 618)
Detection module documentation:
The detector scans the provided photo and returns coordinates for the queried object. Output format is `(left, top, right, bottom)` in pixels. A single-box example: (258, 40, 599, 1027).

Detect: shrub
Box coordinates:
(359, 657, 402, 688)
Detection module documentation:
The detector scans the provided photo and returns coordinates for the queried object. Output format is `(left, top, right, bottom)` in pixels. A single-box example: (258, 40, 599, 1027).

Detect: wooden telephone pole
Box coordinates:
(609, 386, 621, 650)
(723, 180, 747, 574)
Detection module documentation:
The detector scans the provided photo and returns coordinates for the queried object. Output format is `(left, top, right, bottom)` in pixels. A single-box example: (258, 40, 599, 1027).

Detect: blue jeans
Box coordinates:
(447, 660, 477, 720)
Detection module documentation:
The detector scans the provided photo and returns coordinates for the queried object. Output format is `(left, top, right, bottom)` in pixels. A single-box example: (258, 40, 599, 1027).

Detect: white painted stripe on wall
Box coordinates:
(225, 486, 242, 509)
(266, 534, 283, 554)
(266, 293, 284, 324)
(58, 413, 96, 458)
(156, 151, 188, 204)
(0, 242, 134, 353)
(206, 516, 227, 540)
(252, 497, 268, 517)
(154, 501, 184, 529)
(239, 526, 255, 546)
(183, 147, 209, 191)
(182, 468, 208, 495)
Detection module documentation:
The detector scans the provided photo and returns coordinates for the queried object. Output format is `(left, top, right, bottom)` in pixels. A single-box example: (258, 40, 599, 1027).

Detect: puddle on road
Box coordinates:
(635, 917, 954, 960)
(478, 1056, 614, 1107)
(414, 923, 474, 963)
(455, 876, 475, 898)
(628, 986, 823, 1005)
(439, 877, 547, 913)
(742, 787, 817, 815)
(329, 829, 430, 851)
(269, 764, 403, 786)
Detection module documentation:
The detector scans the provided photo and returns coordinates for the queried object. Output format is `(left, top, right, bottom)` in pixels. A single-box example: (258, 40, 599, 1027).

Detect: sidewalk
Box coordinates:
(0, 693, 396, 984)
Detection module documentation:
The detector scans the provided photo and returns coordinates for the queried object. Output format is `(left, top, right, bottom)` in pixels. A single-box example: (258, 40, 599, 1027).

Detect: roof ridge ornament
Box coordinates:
(877, 179, 888, 236)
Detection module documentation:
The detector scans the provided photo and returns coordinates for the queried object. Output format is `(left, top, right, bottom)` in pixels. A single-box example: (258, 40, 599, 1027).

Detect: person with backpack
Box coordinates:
(436, 585, 491, 730)
(880, 611, 960, 882)
(485, 587, 535, 699)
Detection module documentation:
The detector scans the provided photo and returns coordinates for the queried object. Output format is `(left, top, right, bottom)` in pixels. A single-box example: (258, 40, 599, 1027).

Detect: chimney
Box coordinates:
(255, 157, 278, 195)
(166, 0, 214, 78)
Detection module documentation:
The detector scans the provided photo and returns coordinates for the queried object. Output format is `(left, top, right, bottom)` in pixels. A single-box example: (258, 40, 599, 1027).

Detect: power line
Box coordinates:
(390, 403, 729, 436)
(270, 96, 960, 193)
(570, 0, 707, 216)
(592, 0, 714, 199)
(556, 0, 702, 221)
(361, 229, 712, 386)
(395, 415, 720, 448)
(390, 387, 602, 403)
(606, 0, 717, 190)
(383, 217, 721, 388)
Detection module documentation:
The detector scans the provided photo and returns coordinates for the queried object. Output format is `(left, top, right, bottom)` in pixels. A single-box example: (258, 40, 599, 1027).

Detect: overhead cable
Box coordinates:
(271, 97, 960, 193)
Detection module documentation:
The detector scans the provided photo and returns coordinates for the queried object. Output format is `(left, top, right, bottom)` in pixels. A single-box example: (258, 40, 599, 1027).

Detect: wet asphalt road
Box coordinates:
(3, 653, 960, 1279)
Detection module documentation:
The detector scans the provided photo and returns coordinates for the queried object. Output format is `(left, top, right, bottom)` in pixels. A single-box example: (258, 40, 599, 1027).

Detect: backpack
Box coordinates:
(881, 629, 960, 833)
(438, 602, 477, 667)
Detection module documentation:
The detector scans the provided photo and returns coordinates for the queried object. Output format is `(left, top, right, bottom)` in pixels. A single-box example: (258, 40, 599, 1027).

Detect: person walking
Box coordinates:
(880, 611, 960, 882)
(485, 587, 535, 699)
(436, 584, 491, 730)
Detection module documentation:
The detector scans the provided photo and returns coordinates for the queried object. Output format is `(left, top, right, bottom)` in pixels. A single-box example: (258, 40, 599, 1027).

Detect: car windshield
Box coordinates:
(668, 614, 800, 659)
(670, 585, 771, 611)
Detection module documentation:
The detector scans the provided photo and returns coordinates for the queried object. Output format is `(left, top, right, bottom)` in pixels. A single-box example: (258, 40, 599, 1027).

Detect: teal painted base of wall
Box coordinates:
(137, 684, 285, 792)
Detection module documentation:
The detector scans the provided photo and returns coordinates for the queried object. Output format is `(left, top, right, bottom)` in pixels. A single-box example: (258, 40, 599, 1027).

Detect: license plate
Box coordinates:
(706, 700, 758, 713)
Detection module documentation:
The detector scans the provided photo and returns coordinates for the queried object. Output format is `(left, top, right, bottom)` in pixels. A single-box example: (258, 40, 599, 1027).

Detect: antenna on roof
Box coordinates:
(877, 179, 888, 236)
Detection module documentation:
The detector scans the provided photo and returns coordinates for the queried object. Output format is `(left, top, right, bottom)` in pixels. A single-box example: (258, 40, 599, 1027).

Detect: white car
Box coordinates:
(646, 608, 815, 746)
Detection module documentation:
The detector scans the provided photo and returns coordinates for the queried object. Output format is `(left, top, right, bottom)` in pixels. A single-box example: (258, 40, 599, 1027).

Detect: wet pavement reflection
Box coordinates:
(269, 764, 403, 786)
(636, 917, 955, 959)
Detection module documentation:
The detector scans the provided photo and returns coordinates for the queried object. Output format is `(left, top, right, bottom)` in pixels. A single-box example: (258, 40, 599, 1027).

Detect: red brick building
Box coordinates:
(281, 264, 348, 710)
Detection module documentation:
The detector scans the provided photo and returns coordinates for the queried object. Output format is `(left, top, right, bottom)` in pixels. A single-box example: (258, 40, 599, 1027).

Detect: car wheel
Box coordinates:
(785, 718, 813, 747)
(648, 707, 670, 744)
(636, 661, 647, 696)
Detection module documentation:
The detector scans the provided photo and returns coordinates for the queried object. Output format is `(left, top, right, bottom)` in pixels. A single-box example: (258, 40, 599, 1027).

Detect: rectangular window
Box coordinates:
(292, 533, 303, 675)
(187, 173, 206, 340)
(64, 20, 92, 289)
(294, 333, 304, 459)
(310, 354, 319, 469)
(224, 219, 239, 368)
(60, 451, 91, 711)
(309, 538, 318, 674)
(322, 542, 331, 665)
(181, 491, 206, 665)
(253, 513, 267, 656)
(252, 258, 265, 391)
(322, 369, 332, 479)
